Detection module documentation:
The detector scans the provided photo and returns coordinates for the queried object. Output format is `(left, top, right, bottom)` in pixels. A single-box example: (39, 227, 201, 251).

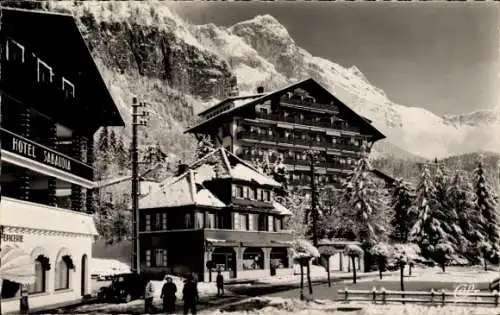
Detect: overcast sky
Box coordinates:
(169, 2, 499, 116)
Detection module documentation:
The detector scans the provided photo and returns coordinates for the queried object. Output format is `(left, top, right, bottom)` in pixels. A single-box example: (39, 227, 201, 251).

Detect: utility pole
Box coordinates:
(0, 5, 4, 315)
(131, 97, 148, 274)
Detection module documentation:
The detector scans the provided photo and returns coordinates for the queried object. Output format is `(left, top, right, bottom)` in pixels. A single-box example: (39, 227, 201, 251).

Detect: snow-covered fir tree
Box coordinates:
(410, 165, 456, 259)
(473, 161, 500, 261)
(342, 144, 391, 249)
(447, 171, 484, 261)
(433, 163, 461, 254)
(390, 179, 417, 243)
(142, 141, 168, 165)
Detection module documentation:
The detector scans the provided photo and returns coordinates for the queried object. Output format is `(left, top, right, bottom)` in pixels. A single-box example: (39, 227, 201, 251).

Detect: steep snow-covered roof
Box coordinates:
(139, 170, 225, 209)
(139, 148, 281, 210)
(189, 147, 281, 187)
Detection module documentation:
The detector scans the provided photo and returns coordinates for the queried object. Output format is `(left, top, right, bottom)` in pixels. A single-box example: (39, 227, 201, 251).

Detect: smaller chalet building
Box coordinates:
(138, 148, 294, 282)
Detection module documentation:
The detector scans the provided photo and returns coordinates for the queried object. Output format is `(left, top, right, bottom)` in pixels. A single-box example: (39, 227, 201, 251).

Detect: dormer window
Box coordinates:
(62, 77, 75, 98)
(37, 58, 53, 83)
(6, 39, 25, 63)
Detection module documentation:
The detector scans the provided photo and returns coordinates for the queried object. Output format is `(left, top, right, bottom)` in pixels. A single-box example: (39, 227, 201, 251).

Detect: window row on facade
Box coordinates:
(231, 184, 273, 202)
(143, 210, 284, 232)
(253, 106, 358, 132)
(233, 212, 284, 232)
(5, 38, 76, 98)
(238, 146, 360, 166)
(240, 124, 365, 147)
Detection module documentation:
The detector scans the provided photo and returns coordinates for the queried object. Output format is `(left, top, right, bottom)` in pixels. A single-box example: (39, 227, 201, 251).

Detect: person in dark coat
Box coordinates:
(216, 270, 224, 297)
(182, 275, 199, 315)
(160, 276, 177, 314)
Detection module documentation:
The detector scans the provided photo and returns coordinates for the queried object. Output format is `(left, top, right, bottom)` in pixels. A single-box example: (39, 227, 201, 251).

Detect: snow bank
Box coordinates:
(207, 297, 500, 315)
(357, 266, 498, 284)
(91, 258, 131, 276)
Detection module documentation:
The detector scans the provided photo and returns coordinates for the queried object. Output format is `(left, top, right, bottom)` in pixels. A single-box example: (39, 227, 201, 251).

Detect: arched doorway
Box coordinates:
(211, 247, 237, 279)
(81, 254, 88, 296)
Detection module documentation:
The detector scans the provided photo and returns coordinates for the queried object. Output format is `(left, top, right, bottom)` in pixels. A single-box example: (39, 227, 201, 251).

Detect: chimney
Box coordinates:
(176, 160, 189, 176)
(257, 86, 264, 94)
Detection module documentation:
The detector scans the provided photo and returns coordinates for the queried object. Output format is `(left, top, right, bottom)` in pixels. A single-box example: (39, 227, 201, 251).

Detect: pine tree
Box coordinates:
(98, 127, 109, 154)
(433, 163, 460, 252)
(391, 179, 417, 243)
(108, 129, 117, 152)
(114, 134, 129, 167)
(473, 162, 500, 261)
(410, 165, 456, 259)
(343, 146, 391, 249)
(447, 172, 484, 261)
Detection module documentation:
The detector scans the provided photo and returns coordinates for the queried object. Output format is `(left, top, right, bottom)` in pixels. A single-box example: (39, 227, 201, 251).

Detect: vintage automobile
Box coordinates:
(97, 273, 147, 303)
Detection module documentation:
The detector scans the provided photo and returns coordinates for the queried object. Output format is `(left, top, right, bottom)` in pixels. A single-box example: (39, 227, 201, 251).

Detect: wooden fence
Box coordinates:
(337, 288, 500, 306)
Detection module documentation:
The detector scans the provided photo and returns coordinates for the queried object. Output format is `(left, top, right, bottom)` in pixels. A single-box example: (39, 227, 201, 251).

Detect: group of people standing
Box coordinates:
(143, 270, 226, 314)
(144, 271, 221, 315)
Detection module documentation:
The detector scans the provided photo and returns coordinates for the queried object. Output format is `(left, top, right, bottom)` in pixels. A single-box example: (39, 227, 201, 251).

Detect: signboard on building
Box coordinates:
(2, 233, 24, 243)
(1, 128, 93, 180)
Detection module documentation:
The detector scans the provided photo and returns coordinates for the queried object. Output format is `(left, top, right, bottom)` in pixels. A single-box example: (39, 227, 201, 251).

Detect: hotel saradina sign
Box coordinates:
(1, 128, 93, 180)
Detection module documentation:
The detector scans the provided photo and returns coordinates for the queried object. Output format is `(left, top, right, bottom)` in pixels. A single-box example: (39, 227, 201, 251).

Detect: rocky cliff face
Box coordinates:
(74, 5, 237, 101)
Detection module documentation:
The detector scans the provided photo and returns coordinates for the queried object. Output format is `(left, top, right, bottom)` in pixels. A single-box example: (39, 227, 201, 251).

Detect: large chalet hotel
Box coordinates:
(185, 79, 386, 190)
(0, 7, 123, 314)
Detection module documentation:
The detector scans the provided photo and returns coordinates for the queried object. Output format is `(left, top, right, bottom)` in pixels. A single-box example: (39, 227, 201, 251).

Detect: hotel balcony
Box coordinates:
(253, 112, 360, 133)
(280, 98, 340, 113)
(237, 131, 363, 153)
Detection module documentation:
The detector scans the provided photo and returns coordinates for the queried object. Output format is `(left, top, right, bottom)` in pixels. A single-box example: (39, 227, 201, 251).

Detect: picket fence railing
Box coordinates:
(337, 288, 500, 306)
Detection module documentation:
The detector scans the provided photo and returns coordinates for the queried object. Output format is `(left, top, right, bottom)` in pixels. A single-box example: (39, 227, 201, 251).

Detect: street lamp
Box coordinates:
(131, 97, 149, 274)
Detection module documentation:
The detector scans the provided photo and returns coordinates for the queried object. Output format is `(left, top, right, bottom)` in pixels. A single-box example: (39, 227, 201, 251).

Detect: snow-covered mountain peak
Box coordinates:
(230, 14, 293, 43)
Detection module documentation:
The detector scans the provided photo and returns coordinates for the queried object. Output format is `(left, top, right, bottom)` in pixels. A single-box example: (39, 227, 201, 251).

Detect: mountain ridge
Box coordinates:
(17, 1, 499, 161)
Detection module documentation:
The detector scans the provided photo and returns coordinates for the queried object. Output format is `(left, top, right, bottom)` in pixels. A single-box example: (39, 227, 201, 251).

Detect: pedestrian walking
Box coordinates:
(161, 276, 177, 314)
(182, 274, 199, 315)
(216, 270, 224, 297)
(144, 279, 155, 314)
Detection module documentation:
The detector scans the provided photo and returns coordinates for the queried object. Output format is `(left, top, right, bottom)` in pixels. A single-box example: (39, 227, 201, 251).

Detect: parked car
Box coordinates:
(489, 277, 500, 292)
(97, 273, 147, 303)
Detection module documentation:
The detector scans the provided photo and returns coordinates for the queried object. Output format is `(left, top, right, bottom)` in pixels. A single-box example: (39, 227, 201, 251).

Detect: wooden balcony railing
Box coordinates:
(254, 111, 359, 133)
(280, 99, 340, 113)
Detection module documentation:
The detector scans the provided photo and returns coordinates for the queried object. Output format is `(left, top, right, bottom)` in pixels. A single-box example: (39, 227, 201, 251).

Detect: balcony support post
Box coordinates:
(263, 247, 271, 270)
(236, 247, 245, 274)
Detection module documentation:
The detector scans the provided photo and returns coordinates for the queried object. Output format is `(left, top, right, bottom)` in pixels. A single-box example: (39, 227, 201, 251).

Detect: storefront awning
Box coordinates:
(0, 245, 36, 285)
